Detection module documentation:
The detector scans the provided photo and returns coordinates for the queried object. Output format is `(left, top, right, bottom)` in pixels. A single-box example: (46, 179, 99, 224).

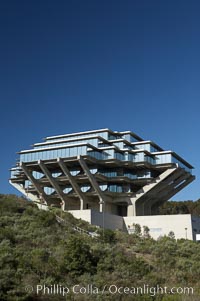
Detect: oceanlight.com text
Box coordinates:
(24, 284, 194, 297)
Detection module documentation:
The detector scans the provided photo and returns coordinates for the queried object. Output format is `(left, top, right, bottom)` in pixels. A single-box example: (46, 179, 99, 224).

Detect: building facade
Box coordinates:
(10, 128, 198, 239)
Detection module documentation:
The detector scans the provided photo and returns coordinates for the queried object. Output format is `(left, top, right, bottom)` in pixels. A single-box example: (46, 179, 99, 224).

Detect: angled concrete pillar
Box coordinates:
(141, 169, 186, 215)
(20, 162, 48, 204)
(151, 174, 195, 212)
(159, 174, 195, 202)
(129, 167, 182, 216)
(78, 155, 106, 212)
(38, 160, 67, 208)
(57, 158, 87, 210)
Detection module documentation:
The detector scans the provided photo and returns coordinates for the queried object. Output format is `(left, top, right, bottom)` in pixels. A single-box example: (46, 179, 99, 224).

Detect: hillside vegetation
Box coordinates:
(0, 195, 200, 301)
(159, 200, 200, 216)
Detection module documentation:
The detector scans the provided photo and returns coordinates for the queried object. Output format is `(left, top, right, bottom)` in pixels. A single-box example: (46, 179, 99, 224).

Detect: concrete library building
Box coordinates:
(10, 128, 200, 240)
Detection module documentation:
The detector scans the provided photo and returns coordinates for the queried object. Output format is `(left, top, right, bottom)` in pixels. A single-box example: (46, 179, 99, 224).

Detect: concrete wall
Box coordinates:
(124, 214, 194, 240)
(69, 209, 125, 231)
(91, 210, 125, 231)
(105, 202, 118, 215)
(68, 210, 200, 241)
(69, 209, 92, 224)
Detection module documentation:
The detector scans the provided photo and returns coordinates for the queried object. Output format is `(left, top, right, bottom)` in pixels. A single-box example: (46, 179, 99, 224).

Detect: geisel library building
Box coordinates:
(10, 128, 200, 240)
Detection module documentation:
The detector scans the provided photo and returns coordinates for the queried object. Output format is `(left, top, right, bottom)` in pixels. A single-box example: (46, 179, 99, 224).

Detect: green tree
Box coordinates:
(61, 236, 97, 277)
(143, 225, 150, 238)
(168, 231, 175, 239)
(132, 223, 142, 237)
(98, 228, 116, 244)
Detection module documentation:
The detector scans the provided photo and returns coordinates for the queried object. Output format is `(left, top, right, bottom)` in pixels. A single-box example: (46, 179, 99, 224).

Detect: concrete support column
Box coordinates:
(20, 162, 48, 204)
(80, 199, 87, 210)
(57, 158, 87, 211)
(127, 201, 136, 216)
(60, 200, 66, 211)
(78, 155, 107, 212)
(38, 160, 67, 208)
(99, 198, 105, 212)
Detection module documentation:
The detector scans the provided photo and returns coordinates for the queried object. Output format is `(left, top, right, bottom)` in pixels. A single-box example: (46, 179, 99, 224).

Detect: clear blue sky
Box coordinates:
(1, 0, 199, 200)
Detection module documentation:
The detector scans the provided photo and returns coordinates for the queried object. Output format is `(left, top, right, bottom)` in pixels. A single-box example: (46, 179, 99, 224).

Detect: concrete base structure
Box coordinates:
(69, 209, 125, 231)
(68, 209, 200, 241)
(124, 214, 200, 241)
